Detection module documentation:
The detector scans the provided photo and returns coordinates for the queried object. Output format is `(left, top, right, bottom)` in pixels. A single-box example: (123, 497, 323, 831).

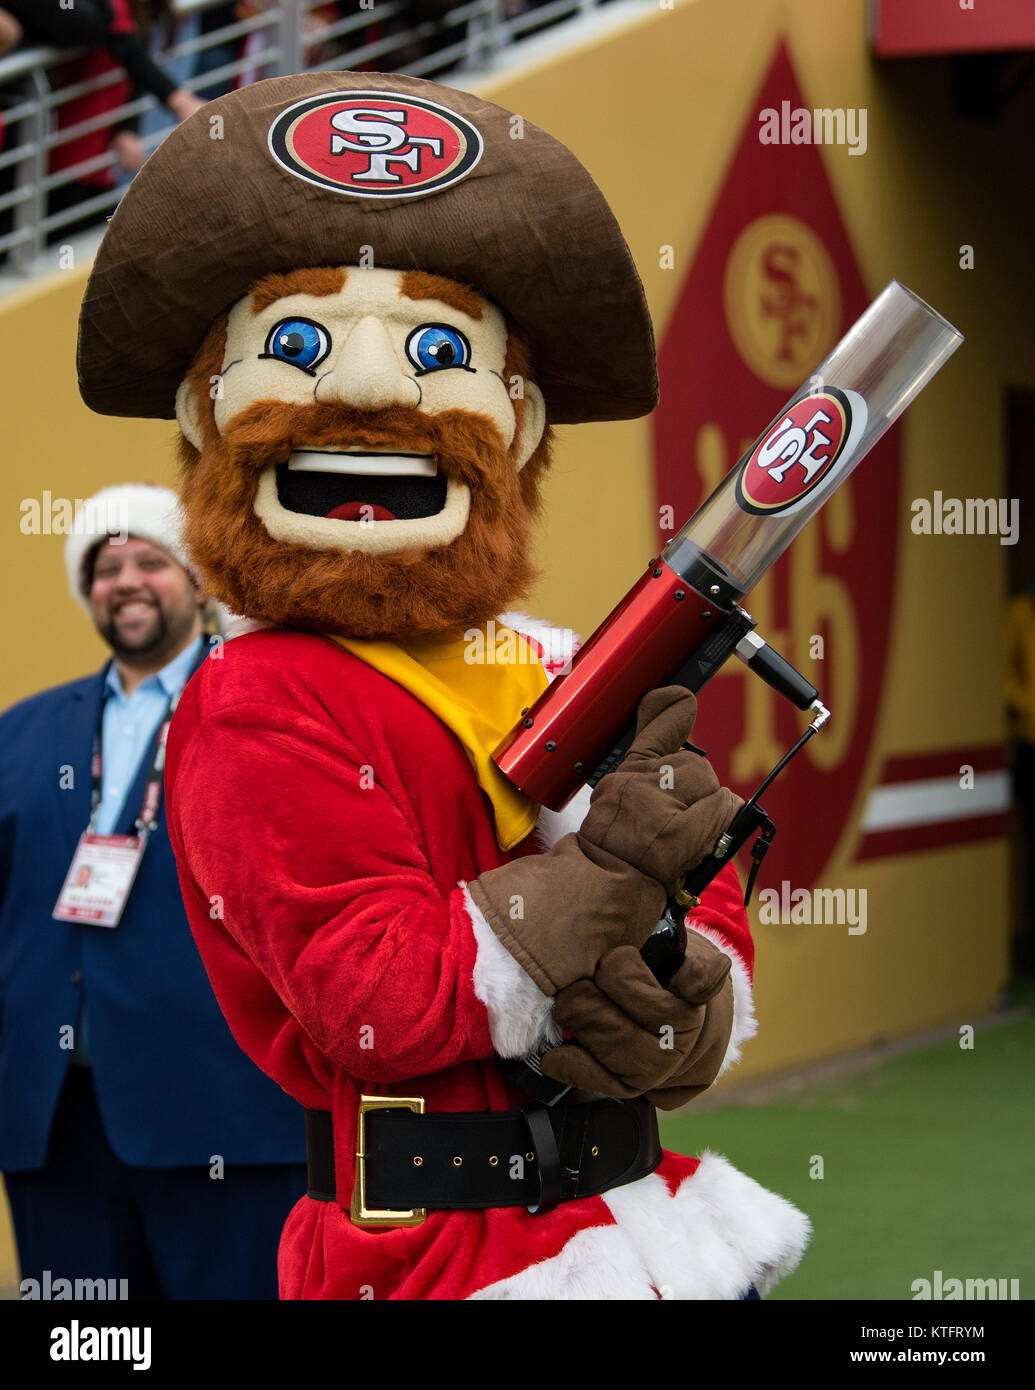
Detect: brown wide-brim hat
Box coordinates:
(77, 70, 657, 426)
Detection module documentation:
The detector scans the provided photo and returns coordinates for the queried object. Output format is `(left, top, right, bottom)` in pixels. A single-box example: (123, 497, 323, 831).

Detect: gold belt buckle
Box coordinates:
(350, 1095, 427, 1229)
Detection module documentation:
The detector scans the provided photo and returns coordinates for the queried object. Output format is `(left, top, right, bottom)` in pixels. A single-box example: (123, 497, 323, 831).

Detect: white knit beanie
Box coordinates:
(64, 482, 227, 632)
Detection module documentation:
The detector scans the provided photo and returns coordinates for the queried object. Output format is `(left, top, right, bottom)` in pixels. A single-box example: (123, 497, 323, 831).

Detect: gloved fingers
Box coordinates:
(648, 787, 743, 877)
(668, 932, 733, 1004)
(549, 977, 702, 1092)
(538, 1041, 643, 1099)
(624, 687, 699, 765)
(591, 946, 707, 1030)
(664, 751, 723, 805)
(647, 978, 735, 1098)
(648, 1024, 731, 1099)
(582, 765, 731, 893)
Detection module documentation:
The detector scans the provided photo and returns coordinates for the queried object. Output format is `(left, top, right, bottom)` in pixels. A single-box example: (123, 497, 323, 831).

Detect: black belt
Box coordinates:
(306, 1095, 661, 1222)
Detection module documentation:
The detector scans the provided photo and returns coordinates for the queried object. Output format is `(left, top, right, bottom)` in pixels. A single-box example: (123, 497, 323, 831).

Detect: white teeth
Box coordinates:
(287, 449, 436, 477)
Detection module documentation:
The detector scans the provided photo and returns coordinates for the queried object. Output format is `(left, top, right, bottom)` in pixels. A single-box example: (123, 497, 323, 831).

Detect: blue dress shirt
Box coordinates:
(94, 636, 207, 836)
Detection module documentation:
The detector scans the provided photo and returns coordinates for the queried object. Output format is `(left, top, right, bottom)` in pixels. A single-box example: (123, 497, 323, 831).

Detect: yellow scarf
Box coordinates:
(327, 622, 549, 850)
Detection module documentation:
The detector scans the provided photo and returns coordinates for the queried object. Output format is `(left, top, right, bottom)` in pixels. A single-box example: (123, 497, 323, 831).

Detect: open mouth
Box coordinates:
(275, 448, 447, 522)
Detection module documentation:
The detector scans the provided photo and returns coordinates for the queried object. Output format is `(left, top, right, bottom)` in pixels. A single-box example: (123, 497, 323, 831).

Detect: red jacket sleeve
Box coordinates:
(171, 698, 495, 1086)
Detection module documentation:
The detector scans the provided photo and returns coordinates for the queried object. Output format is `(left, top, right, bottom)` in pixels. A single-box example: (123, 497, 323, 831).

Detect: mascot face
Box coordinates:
(175, 266, 549, 640)
(78, 77, 659, 638)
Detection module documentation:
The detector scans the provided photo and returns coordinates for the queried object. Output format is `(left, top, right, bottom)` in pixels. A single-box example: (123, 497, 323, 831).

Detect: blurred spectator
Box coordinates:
(0, 2, 201, 121)
(0, 6, 20, 59)
(235, 1, 289, 90)
(358, 0, 462, 75)
(197, 2, 253, 100)
(139, 4, 272, 142)
(0, 484, 307, 1300)
(232, 1, 348, 75)
(198, 3, 315, 97)
(0, 1, 205, 242)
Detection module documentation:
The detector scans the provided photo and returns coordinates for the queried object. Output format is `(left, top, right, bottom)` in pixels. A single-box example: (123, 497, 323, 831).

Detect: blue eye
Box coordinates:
(261, 319, 330, 373)
(405, 324, 471, 374)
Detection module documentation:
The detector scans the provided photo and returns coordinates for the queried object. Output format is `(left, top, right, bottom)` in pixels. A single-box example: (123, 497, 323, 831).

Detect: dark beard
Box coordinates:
(179, 399, 549, 640)
(98, 606, 170, 659)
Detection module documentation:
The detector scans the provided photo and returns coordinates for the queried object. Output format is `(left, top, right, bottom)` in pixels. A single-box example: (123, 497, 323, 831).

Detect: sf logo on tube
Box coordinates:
(735, 386, 867, 517)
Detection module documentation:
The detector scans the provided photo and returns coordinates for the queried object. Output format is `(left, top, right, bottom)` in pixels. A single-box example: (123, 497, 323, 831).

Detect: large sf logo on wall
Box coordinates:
(652, 42, 900, 894)
(723, 213, 841, 390)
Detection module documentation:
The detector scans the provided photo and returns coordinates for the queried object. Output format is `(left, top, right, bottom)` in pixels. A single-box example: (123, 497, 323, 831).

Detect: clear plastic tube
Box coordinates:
(662, 281, 964, 595)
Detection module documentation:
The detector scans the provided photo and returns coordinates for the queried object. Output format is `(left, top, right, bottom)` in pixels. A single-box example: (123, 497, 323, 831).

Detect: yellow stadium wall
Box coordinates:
(477, 0, 1027, 1073)
(2, 0, 1030, 1290)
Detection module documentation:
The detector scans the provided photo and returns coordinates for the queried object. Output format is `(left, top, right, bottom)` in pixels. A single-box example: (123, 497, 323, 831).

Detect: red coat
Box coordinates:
(164, 617, 809, 1299)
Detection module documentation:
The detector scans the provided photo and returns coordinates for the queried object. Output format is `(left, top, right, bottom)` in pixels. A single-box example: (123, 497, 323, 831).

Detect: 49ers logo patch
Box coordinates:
(267, 91, 484, 199)
(735, 385, 867, 516)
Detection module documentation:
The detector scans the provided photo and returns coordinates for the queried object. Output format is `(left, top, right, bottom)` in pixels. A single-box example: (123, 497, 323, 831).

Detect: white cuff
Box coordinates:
(463, 881, 562, 1059)
(684, 920, 757, 1076)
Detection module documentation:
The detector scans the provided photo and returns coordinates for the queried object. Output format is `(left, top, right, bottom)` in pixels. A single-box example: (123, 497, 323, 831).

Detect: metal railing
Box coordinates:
(0, 0, 623, 272)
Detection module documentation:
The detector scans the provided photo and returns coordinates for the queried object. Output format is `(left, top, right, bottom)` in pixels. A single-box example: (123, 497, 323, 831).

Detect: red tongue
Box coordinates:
(325, 502, 397, 522)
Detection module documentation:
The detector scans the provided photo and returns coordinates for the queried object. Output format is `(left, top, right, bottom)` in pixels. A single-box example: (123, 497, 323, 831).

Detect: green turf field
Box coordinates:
(658, 1008, 1035, 1301)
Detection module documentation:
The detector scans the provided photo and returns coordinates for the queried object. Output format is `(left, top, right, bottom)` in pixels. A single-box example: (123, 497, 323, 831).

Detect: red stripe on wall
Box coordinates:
(855, 812, 1009, 863)
(880, 746, 1006, 785)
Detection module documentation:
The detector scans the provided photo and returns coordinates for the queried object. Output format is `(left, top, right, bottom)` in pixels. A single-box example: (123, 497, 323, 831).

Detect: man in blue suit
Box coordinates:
(0, 483, 306, 1300)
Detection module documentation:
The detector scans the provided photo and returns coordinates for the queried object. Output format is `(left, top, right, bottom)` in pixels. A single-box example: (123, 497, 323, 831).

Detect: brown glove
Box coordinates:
(538, 934, 735, 1108)
(468, 687, 742, 996)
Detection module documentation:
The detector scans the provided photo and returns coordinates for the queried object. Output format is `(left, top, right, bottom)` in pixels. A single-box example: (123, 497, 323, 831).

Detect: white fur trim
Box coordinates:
(603, 1152, 810, 1298)
(468, 1151, 810, 1299)
(464, 881, 562, 1059)
(63, 482, 231, 632)
(224, 614, 274, 641)
(468, 1223, 658, 1300)
(497, 610, 579, 676)
(64, 484, 188, 612)
(224, 611, 578, 655)
(685, 920, 757, 1076)
(532, 781, 592, 853)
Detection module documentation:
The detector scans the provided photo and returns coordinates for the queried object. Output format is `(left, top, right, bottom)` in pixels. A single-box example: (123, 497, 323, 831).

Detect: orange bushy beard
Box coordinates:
(178, 387, 552, 640)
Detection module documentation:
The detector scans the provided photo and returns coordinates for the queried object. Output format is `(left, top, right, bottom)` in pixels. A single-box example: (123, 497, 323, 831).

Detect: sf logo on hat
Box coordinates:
(268, 91, 484, 199)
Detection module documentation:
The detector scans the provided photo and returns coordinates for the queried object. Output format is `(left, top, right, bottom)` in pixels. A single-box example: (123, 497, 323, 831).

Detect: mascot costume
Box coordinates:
(76, 71, 810, 1300)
